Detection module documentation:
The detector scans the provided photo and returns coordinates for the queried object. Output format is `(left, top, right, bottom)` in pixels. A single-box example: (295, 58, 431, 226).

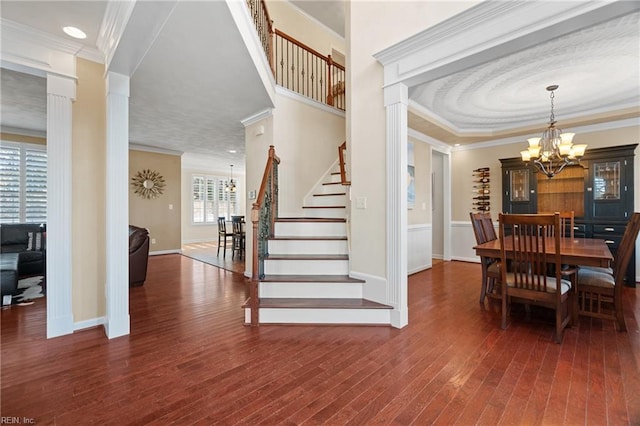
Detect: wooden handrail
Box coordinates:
(338, 141, 350, 185)
(250, 145, 280, 326)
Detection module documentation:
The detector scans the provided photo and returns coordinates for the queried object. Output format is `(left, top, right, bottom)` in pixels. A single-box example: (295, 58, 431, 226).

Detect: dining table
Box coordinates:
(473, 236, 613, 268)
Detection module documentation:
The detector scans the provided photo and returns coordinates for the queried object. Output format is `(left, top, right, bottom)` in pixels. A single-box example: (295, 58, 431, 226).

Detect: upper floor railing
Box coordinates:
(246, 1, 345, 111)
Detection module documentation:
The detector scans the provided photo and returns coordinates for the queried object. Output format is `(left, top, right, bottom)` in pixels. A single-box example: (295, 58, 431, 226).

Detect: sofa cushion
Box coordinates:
(19, 250, 45, 264)
(1, 227, 29, 246)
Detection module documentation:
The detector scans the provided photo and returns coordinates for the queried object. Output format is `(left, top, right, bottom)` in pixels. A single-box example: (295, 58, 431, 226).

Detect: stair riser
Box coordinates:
(302, 208, 345, 219)
(259, 282, 362, 298)
(275, 222, 346, 237)
(244, 307, 391, 324)
(307, 194, 347, 207)
(329, 173, 342, 183)
(268, 239, 348, 255)
(264, 259, 349, 275)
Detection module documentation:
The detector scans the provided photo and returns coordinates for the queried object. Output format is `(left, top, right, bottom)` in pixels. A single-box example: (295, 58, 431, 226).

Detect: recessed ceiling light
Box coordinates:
(228, 150, 237, 154)
(454, 143, 461, 147)
(63, 26, 87, 40)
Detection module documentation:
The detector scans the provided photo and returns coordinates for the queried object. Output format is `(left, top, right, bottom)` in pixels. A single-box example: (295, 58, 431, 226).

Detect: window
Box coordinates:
(0, 142, 47, 224)
(191, 174, 237, 224)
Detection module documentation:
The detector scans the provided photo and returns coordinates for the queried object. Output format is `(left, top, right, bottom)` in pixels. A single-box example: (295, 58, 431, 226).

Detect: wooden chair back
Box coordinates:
(498, 213, 572, 342)
(217, 216, 227, 234)
(612, 212, 640, 285)
(480, 212, 497, 241)
(539, 211, 575, 239)
(470, 212, 487, 245)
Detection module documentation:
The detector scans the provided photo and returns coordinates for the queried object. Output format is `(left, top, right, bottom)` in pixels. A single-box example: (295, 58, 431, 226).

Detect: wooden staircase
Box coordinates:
(244, 166, 392, 325)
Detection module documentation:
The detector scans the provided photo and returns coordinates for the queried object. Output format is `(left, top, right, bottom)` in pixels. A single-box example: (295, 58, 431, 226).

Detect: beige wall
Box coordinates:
(1, 133, 46, 145)
(181, 166, 245, 244)
(72, 58, 107, 322)
(268, 0, 345, 56)
(348, 1, 479, 278)
(451, 125, 640, 222)
(273, 93, 346, 217)
(129, 150, 181, 252)
(408, 140, 431, 225)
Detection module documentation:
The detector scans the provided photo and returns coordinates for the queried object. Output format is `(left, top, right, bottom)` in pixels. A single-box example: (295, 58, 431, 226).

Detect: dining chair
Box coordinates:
(577, 212, 640, 331)
(470, 212, 501, 304)
(498, 213, 576, 343)
(540, 211, 575, 239)
(231, 216, 245, 260)
(217, 217, 234, 257)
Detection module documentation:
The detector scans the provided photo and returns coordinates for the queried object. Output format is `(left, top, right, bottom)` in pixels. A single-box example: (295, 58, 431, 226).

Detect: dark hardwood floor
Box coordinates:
(2, 256, 639, 425)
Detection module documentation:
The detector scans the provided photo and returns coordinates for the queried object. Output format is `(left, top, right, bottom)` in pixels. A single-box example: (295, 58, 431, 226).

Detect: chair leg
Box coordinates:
(479, 265, 488, 305)
(501, 295, 508, 330)
(217, 235, 222, 256)
(615, 302, 626, 332)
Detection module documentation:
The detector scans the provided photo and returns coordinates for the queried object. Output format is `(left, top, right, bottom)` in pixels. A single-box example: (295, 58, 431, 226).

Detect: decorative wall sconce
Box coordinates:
(131, 169, 166, 199)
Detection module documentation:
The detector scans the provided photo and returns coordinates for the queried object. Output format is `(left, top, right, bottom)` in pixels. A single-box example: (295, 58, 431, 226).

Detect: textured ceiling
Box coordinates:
(1, 1, 639, 154)
(409, 11, 640, 140)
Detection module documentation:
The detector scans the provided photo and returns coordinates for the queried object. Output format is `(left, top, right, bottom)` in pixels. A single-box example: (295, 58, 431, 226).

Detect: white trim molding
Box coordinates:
(276, 86, 346, 118)
(150, 249, 182, 256)
(384, 83, 409, 329)
(105, 72, 131, 339)
(46, 73, 76, 339)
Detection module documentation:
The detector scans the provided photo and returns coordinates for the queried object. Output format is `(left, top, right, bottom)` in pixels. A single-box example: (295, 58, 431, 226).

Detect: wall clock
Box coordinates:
(131, 169, 166, 199)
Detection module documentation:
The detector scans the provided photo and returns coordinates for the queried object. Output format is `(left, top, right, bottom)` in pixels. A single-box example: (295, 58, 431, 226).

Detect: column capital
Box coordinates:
(383, 83, 408, 107)
(106, 71, 130, 97)
(47, 74, 76, 100)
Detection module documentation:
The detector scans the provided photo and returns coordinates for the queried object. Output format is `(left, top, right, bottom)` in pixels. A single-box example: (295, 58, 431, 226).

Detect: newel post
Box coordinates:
(250, 203, 260, 326)
(326, 54, 334, 106)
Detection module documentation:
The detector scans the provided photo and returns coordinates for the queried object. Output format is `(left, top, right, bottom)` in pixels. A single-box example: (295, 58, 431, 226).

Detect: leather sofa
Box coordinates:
(0, 223, 46, 296)
(129, 225, 150, 287)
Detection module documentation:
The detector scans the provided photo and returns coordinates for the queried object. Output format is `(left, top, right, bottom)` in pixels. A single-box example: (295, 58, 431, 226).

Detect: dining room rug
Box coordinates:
(13, 275, 45, 304)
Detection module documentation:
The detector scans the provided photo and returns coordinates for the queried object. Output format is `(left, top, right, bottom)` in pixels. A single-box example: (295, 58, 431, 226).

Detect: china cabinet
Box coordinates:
(500, 144, 637, 286)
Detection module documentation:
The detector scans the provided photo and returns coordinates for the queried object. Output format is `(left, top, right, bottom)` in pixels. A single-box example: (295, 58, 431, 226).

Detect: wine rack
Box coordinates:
(472, 167, 490, 211)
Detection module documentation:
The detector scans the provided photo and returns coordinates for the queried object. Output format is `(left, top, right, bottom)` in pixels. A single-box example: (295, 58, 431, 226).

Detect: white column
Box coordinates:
(105, 72, 130, 339)
(384, 83, 409, 328)
(46, 74, 76, 338)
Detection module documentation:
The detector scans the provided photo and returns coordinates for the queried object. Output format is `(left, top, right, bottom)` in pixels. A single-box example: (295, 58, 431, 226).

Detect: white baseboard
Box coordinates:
(182, 238, 216, 244)
(149, 249, 182, 256)
(74, 316, 106, 331)
(408, 264, 432, 275)
(451, 256, 481, 263)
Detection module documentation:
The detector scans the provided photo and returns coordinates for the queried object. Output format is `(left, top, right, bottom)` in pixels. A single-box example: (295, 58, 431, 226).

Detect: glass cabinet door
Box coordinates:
(593, 161, 620, 200)
(509, 169, 530, 202)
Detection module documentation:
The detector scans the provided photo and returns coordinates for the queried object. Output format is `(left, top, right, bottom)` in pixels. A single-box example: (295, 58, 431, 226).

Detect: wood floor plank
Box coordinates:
(2, 257, 640, 425)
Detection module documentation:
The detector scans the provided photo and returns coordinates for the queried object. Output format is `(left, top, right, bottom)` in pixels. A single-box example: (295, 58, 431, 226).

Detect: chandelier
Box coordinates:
(520, 85, 587, 178)
(225, 164, 236, 192)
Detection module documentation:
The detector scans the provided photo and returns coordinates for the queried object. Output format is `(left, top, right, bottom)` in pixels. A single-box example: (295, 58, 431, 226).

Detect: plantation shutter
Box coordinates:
(0, 145, 21, 223)
(206, 177, 216, 223)
(192, 176, 205, 223)
(24, 148, 47, 223)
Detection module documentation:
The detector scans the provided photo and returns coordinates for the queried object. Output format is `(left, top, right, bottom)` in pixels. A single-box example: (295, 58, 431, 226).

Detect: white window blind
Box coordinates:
(0, 142, 47, 224)
(191, 174, 237, 224)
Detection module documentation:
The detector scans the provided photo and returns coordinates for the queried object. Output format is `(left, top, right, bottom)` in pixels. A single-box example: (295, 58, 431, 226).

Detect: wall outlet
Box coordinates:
(169, 204, 173, 210)
(151, 238, 156, 244)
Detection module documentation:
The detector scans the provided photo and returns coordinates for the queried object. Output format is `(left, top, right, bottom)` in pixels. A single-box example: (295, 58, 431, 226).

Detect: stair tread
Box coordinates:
(277, 217, 346, 223)
(261, 274, 364, 283)
(244, 297, 392, 309)
(322, 182, 342, 186)
(302, 205, 345, 209)
(270, 236, 347, 241)
(266, 254, 348, 260)
(313, 192, 346, 197)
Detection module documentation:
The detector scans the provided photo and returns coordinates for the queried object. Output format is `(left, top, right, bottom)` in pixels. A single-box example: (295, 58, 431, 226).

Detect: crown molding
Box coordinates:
(240, 108, 273, 127)
(129, 143, 183, 156)
(97, 0, 136, 71)
(1, 18, 83, 56)
(1, 126, 46, 139)
(453, 117, 640, 152)
(408, 128, 451, 153)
